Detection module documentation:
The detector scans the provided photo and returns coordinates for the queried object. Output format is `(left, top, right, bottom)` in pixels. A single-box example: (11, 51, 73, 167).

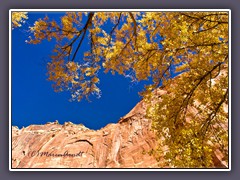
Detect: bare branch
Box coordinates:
(71, 12, 94, 62)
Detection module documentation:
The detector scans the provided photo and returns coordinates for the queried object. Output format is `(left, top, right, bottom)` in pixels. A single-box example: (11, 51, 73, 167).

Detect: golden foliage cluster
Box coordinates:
(12, 12, 28, 29)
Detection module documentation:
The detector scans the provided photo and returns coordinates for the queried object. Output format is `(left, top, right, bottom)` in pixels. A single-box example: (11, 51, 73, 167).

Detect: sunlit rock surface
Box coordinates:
(12, 99, 160, 168)
(12, 90, 227, 168)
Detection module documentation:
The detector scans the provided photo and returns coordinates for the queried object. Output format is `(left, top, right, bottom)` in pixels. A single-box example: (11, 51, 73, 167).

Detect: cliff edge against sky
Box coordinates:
(11, 89, 227, 168)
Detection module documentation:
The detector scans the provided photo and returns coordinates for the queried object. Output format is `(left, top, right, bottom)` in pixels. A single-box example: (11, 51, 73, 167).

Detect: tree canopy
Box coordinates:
(12, 11, 229, 168)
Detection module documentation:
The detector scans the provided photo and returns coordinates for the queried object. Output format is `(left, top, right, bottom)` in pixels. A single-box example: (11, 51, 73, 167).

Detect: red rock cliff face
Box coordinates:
(12, 100, 160, 168)
(11, 89, 228, 168)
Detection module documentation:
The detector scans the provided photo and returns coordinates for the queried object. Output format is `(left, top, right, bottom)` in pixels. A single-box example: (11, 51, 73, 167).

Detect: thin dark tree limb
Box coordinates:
(71, 12, 94, 62)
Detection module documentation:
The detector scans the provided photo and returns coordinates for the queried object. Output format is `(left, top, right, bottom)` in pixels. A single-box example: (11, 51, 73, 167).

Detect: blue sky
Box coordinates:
(12, 12, 152, 130)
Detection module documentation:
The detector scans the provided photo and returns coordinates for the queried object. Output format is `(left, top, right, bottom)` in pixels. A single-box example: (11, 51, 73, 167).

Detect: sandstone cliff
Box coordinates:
(11, 89, 227, 169)
(12, 99, 161, 168)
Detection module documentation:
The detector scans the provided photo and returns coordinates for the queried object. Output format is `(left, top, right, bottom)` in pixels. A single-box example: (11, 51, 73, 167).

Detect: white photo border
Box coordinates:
(9, 9, 231, 171)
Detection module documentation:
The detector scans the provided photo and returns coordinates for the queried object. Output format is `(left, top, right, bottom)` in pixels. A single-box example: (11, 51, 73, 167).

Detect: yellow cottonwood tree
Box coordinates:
(14, 11, 229, 168)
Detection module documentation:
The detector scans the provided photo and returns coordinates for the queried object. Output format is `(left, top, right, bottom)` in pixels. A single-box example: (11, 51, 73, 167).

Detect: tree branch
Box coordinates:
(71, 12, 94, 62)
